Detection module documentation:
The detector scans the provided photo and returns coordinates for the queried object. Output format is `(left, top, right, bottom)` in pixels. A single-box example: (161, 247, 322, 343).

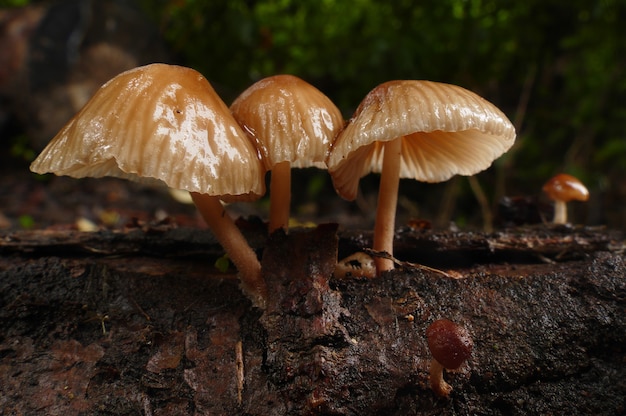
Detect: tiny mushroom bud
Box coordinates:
(230, 74, 344, 233)
(426, 318, 473, 398)
(327, 81, 515, 274)
(542, 173, 589, 225)
(333, 251, 376, 279)
(30, 63, 268, 308)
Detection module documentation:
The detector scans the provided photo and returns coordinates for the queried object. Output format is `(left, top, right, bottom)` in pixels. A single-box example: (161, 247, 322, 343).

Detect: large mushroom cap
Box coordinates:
(327, 80, 516, 200)
(30, 63, 265, 199)
(230, 74, 344, 170)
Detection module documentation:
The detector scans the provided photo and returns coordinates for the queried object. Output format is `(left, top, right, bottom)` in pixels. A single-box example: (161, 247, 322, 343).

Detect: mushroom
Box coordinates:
(426, 319, 473, 398)
(230, 74, 344, 233)
(542, 173, 589, 224)
(333, 251, 376, 279)
(29, 63, 268, 308)
(327, 80, 516, 273)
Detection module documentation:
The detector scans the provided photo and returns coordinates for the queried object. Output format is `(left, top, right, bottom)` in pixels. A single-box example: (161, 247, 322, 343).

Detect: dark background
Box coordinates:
(1, 0, 624, 231)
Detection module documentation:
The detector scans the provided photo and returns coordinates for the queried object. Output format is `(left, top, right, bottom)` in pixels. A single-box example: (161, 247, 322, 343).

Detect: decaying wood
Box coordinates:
(2, 222, 621, 261)
(0, 223, 624, 415)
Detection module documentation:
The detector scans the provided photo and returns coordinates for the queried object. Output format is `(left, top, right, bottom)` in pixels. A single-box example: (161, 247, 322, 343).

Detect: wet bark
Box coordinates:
(0, 223, 624, 415)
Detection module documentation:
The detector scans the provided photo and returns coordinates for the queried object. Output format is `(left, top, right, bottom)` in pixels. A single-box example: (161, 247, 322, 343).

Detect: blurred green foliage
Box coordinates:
(0, 0, 29, 7)
(17, 214, 35, 229)
(10, 135, 36, 162)
(5, 0, 621, 226)
(214, 254, 231, 273)
(140, 0, 625, 226)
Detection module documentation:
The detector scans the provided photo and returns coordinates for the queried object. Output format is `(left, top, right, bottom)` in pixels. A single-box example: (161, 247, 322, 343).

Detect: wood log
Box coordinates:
(0, 223, 624, 415)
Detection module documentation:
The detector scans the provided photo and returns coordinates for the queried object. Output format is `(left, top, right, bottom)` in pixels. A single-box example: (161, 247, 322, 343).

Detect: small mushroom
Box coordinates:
(327, 81, 516, 274)
(542, 173, 589, 225)
(333, 252, 376, 279)
(230, 74, 344, 233)
(30, 63, 268, 308)
(426, 319, 473, 398)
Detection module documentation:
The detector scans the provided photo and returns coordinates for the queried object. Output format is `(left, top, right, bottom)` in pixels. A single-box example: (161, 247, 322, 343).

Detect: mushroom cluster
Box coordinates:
(30, 64, 517, 308)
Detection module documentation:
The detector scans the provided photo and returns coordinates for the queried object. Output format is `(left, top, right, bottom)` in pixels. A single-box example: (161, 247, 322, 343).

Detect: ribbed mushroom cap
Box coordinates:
(542, 173, 589, 202)
(230, 74, 344, 170)
(327, 80, 516, 200)
(30, 63, 265, 200)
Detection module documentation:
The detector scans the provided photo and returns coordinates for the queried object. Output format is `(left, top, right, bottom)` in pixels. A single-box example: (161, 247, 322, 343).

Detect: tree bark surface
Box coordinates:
(0, 223, 624, 415)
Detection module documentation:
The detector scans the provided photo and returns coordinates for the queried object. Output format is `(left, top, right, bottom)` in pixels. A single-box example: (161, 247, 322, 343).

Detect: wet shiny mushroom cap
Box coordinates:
(230, 74, 344, 170)
(542, 173, 589, 203)
(327, 80, 516, 200)
(30, 63, 265, 200)
(426, 319, 473, 370)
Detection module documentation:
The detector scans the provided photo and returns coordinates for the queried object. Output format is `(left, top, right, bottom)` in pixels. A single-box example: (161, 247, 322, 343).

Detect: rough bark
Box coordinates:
(0, 222, 624, 415)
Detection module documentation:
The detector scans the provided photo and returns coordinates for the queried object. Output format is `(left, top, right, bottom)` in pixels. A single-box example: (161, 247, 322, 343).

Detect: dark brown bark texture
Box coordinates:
(0, 223, 625, 415)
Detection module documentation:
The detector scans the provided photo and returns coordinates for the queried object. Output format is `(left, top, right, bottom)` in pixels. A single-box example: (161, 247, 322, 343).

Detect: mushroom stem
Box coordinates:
(190, 192, 267, 309)
(429, 358, 453, 398)
(269, 160, 292, 233)
(373, 137, 402, 274)
(552, 200, 567, 224)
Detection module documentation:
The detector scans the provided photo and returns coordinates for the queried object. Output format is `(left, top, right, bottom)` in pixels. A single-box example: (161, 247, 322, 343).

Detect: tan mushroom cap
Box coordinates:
(542, 173, 589, 202)
(327, 80, 516, 200)
(230, 74, 344, 169)
(30, 63, 265, 200)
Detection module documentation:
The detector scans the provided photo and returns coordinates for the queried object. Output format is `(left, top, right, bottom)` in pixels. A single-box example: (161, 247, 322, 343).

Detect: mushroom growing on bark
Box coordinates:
(327, 80, 516, 273)
(230, 74, 344, 233)
(426, 319, 474, 398)
(542, 173, 589, 225)
(29, 63, 268, 308)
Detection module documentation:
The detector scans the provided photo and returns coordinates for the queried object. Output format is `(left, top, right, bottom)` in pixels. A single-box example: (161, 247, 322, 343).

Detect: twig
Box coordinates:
(363, 248, 462, 278)
(236, 340, 244, 405)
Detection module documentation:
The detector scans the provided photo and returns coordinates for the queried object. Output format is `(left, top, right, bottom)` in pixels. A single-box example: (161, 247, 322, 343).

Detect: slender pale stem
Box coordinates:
(552, 200, 567, 224)
(373, 138, 402, 274)
(269, 161, 292, 233)
(190, 192, 267, 309)
(429, 359, 453, 398)
(468, 175, 493, 233)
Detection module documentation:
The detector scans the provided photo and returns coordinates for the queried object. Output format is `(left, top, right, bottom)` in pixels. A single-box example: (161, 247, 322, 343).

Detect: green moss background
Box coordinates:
(4, 0, 625, 228)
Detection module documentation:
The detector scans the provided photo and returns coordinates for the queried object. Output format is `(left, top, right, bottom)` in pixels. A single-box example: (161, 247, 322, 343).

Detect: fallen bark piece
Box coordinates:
(340, 224, 625, 267)
(1, 223, 620, 264)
